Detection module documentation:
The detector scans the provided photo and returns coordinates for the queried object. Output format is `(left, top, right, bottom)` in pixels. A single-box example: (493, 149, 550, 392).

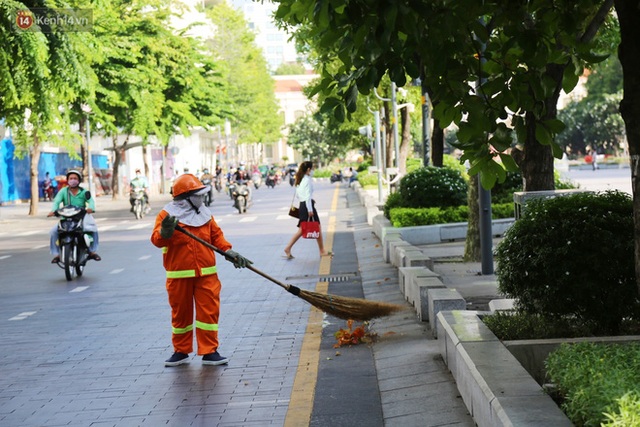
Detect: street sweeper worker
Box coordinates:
(150, 173, 252, 367)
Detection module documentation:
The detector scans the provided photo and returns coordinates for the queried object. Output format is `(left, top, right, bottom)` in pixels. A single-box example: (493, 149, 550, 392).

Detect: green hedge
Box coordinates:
(546, 342, 640, 427)
(388, 202, 514, 227)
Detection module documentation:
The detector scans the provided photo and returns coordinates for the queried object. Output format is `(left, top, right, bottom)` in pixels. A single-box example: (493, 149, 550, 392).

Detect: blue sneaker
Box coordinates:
(202, 351, 228, 366)
(164, 352, 189, 367)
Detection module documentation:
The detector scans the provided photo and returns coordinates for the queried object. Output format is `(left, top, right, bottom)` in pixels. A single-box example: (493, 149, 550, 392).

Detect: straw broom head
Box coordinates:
(288, 286, 405, 321)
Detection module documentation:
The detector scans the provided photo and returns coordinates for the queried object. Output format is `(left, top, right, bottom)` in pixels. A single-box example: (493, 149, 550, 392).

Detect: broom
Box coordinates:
(175, 225, 404, 321)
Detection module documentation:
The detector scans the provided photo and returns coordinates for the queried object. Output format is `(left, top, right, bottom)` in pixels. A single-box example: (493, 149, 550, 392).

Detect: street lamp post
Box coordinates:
(390, 82, 399, 168)
(81, 104, 93, 194)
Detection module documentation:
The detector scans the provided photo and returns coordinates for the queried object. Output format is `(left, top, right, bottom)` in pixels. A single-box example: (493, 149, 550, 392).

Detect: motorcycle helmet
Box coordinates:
(172, 173, 208, 199)
(66, 169, 83, 183)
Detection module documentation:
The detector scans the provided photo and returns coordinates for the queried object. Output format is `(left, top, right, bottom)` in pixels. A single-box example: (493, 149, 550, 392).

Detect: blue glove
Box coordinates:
(160, 215, 178, 239)
(226, 249, 252, 269)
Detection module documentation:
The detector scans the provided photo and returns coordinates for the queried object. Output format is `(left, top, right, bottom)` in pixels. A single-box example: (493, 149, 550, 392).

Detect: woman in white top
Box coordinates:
(283, 161, 332, 259)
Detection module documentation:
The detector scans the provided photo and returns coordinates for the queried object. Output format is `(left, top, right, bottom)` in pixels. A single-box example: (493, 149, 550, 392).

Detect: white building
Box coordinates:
(228, 0, 299, 72)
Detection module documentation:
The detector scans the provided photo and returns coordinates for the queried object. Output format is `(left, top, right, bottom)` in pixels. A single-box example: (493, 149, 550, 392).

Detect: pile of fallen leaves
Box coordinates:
(333, 320, 377, 348)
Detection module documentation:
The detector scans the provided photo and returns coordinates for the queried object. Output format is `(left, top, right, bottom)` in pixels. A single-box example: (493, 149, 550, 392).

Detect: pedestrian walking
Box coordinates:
(150, 173, 252, 367)
(283, 161, 333, 259)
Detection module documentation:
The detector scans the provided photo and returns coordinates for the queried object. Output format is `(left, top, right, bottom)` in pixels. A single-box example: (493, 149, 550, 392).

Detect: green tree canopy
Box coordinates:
(206, 3, 282, 144)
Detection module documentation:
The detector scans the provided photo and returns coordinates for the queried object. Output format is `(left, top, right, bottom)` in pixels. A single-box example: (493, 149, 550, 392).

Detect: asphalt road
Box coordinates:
(560, 165, 632, 194)
(0, 180, 343, 426)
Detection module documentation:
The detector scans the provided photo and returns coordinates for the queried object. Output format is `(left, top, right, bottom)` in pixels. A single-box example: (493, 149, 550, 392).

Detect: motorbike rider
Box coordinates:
(214, 166, 223, 191)
(200, 168, 215, 204)
(129, 169, 150, 213)
(42, 172, 55, 200)
(47, 169, 101, 263)
(233, 163, 252, 203)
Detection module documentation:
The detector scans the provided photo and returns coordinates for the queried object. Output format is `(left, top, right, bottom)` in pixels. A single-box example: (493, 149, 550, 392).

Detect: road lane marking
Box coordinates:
(138, 255, 151, 260)
(110, 269, 124, 274)
(0, 255, 11, 260)
(32, 245, 47, 250)
(70, 286, 89, 293)
(239, 216, 257, 222)
(100, 225, 116, 231)
(9, 311, 37, 321)
(127, 223, 150, 230)
(17, 231, 40, 237)
(276, 215, 291, 220)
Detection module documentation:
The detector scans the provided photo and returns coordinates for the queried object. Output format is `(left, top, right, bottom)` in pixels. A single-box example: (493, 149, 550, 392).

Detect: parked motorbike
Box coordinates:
(130, 188, 148, 219)
(200, 178, 213, 206)
(53, 203, 93, 281)
(330, 172, 343, 183)
(231, 180, 251, 214)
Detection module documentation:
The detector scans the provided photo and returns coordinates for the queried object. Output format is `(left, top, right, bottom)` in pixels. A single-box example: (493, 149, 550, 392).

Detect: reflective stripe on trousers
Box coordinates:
(172, 321, 218, 334)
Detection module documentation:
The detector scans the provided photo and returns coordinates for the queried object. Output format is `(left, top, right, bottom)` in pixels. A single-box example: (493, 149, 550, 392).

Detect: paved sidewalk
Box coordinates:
(347, 189, 475, 426)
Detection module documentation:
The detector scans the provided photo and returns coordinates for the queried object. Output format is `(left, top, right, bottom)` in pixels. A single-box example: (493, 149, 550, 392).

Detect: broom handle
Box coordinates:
(174, 224, 292, 292)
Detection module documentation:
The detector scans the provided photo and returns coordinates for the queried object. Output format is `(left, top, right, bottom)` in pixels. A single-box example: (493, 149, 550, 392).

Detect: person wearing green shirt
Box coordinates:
(47, 169, 101, 263)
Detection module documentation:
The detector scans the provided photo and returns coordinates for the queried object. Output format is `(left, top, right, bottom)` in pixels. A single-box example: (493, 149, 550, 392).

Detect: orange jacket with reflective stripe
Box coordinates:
(150, 210, 232, 277)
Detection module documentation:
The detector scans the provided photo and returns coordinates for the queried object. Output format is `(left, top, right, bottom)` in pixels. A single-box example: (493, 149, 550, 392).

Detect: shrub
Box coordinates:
(492, 171, 522, 204)
(545, 342, 640, 426)
(356, 170, 379, 188)
(398, 166, 467, 209)
(602, 392, 640, 426)
(313, 168, 332, 178)
(383, 191, 403, 219)
(442, 154, 468, 180)
(387, 202, 513, 227)
(495, 191, 639, 335)
(406, 157, 423, 173)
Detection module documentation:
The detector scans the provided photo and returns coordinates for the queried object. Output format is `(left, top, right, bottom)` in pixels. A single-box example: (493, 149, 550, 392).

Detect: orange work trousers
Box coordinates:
(166, 275, 221, 355)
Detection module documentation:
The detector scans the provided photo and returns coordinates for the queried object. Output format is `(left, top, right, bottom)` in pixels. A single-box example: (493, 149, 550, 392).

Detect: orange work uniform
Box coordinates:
(151, 210, 232, 355)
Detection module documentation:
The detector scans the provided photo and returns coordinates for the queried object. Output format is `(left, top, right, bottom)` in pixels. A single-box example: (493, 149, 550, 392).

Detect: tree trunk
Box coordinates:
(398, 108, 411, 175)
(28, 135, 41, 216)
(384, 104, 393, 169)
(520, 63, 565, 192)
(79, 119, 89, 182)
(464, 174, 481, 261)
(143, 144, 150, 178)
(111, 135, 127, 200)
(615, 0, 640, 296)
(520, 123, 555, 191)
(431, 119, 444, 167)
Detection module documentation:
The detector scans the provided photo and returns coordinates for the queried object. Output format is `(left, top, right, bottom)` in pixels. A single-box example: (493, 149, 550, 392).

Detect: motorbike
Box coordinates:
(42, 181, 55, 201)
(130, 188, 148, 219)
(214, 176, 223, 193)
(200, 178, 213, 206)
(265, 173, 276, 188)
(330, 172, 344, 183)
(231, 180, 251, 214)
(53, 203, 93, 281)
(288, 169, 296, 186)
(251, 172, 262, 189)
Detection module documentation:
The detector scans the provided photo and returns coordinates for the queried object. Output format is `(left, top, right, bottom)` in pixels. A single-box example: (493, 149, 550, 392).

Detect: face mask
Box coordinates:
(68, 178, 79, 187)
(310, 170, 315, 177)
(189, 195, 204, 209)
(136, 173, 141, 178)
